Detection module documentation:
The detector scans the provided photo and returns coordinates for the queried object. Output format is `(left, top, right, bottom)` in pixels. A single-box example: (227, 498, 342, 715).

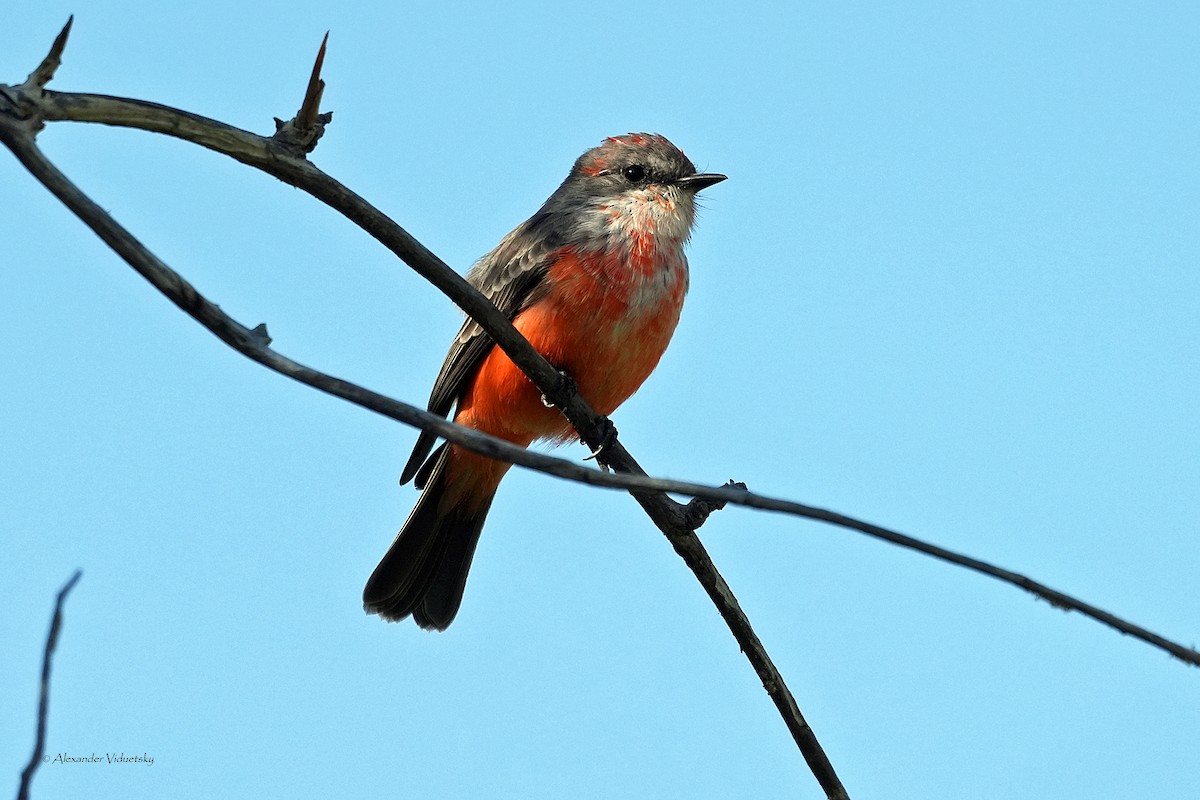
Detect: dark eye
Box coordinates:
(622, 164, 647, 182)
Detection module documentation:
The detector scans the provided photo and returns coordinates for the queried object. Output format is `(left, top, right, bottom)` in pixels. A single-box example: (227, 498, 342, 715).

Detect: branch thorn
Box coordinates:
(271, 31, 332, 155)
(249, 323, 272, 347)
(297, 31, 329, 131)
(24, 16, 74, 92)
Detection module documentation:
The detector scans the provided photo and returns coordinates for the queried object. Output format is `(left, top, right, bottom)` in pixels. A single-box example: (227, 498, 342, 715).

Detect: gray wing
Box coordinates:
(399, 210, 564, 486)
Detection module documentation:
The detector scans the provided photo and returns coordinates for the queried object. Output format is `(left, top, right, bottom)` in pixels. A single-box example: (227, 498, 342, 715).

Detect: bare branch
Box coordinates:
(18, 88, 1197, 671)
(17, 570, 83, 800)
(659, 520, 848, 797)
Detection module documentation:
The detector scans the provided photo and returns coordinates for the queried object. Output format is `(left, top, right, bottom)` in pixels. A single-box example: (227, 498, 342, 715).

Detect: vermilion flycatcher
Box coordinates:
(363, 133, 725, 629)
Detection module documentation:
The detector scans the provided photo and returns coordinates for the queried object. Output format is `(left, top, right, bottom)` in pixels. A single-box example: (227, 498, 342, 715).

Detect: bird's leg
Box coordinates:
(582, 416, 618, 472)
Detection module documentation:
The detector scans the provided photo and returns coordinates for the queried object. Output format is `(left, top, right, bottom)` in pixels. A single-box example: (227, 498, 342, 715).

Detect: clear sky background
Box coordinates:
(3, 2, 1198, 798)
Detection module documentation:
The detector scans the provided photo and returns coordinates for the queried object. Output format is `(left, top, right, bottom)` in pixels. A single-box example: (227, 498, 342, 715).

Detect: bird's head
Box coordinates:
(550, 133, 726, 242)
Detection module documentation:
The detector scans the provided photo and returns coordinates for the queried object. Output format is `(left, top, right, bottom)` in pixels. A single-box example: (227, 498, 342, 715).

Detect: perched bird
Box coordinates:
(363, 133, 725, 629)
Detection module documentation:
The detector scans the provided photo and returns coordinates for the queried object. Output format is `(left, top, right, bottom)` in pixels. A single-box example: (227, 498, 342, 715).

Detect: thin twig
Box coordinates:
(17, 570, 83, 800)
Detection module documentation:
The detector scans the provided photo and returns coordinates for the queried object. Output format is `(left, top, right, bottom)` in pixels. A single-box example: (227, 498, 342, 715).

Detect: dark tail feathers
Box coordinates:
(363, 458, 494, 630)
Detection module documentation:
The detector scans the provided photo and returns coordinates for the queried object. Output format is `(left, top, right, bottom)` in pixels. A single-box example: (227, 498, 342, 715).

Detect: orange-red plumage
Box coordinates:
(444, 245, 687, 506)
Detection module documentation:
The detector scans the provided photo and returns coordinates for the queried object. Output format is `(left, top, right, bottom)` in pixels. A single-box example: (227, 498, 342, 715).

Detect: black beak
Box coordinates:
(675, 173, 727, 192)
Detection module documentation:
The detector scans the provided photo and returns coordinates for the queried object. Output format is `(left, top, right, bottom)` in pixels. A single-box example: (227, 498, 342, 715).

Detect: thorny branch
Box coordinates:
(4, 17, 1200, 797)
(16, 571, 83, 800)
(8, 26, 1192, 674)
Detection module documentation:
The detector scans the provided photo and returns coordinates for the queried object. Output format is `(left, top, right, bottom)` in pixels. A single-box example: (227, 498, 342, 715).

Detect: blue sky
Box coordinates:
(3, 2, 1198, 798)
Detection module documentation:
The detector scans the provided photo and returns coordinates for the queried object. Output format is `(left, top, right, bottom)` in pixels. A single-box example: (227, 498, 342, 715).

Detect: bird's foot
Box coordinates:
(582, 416, 618, 472)
(540, 370, 579, 409)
